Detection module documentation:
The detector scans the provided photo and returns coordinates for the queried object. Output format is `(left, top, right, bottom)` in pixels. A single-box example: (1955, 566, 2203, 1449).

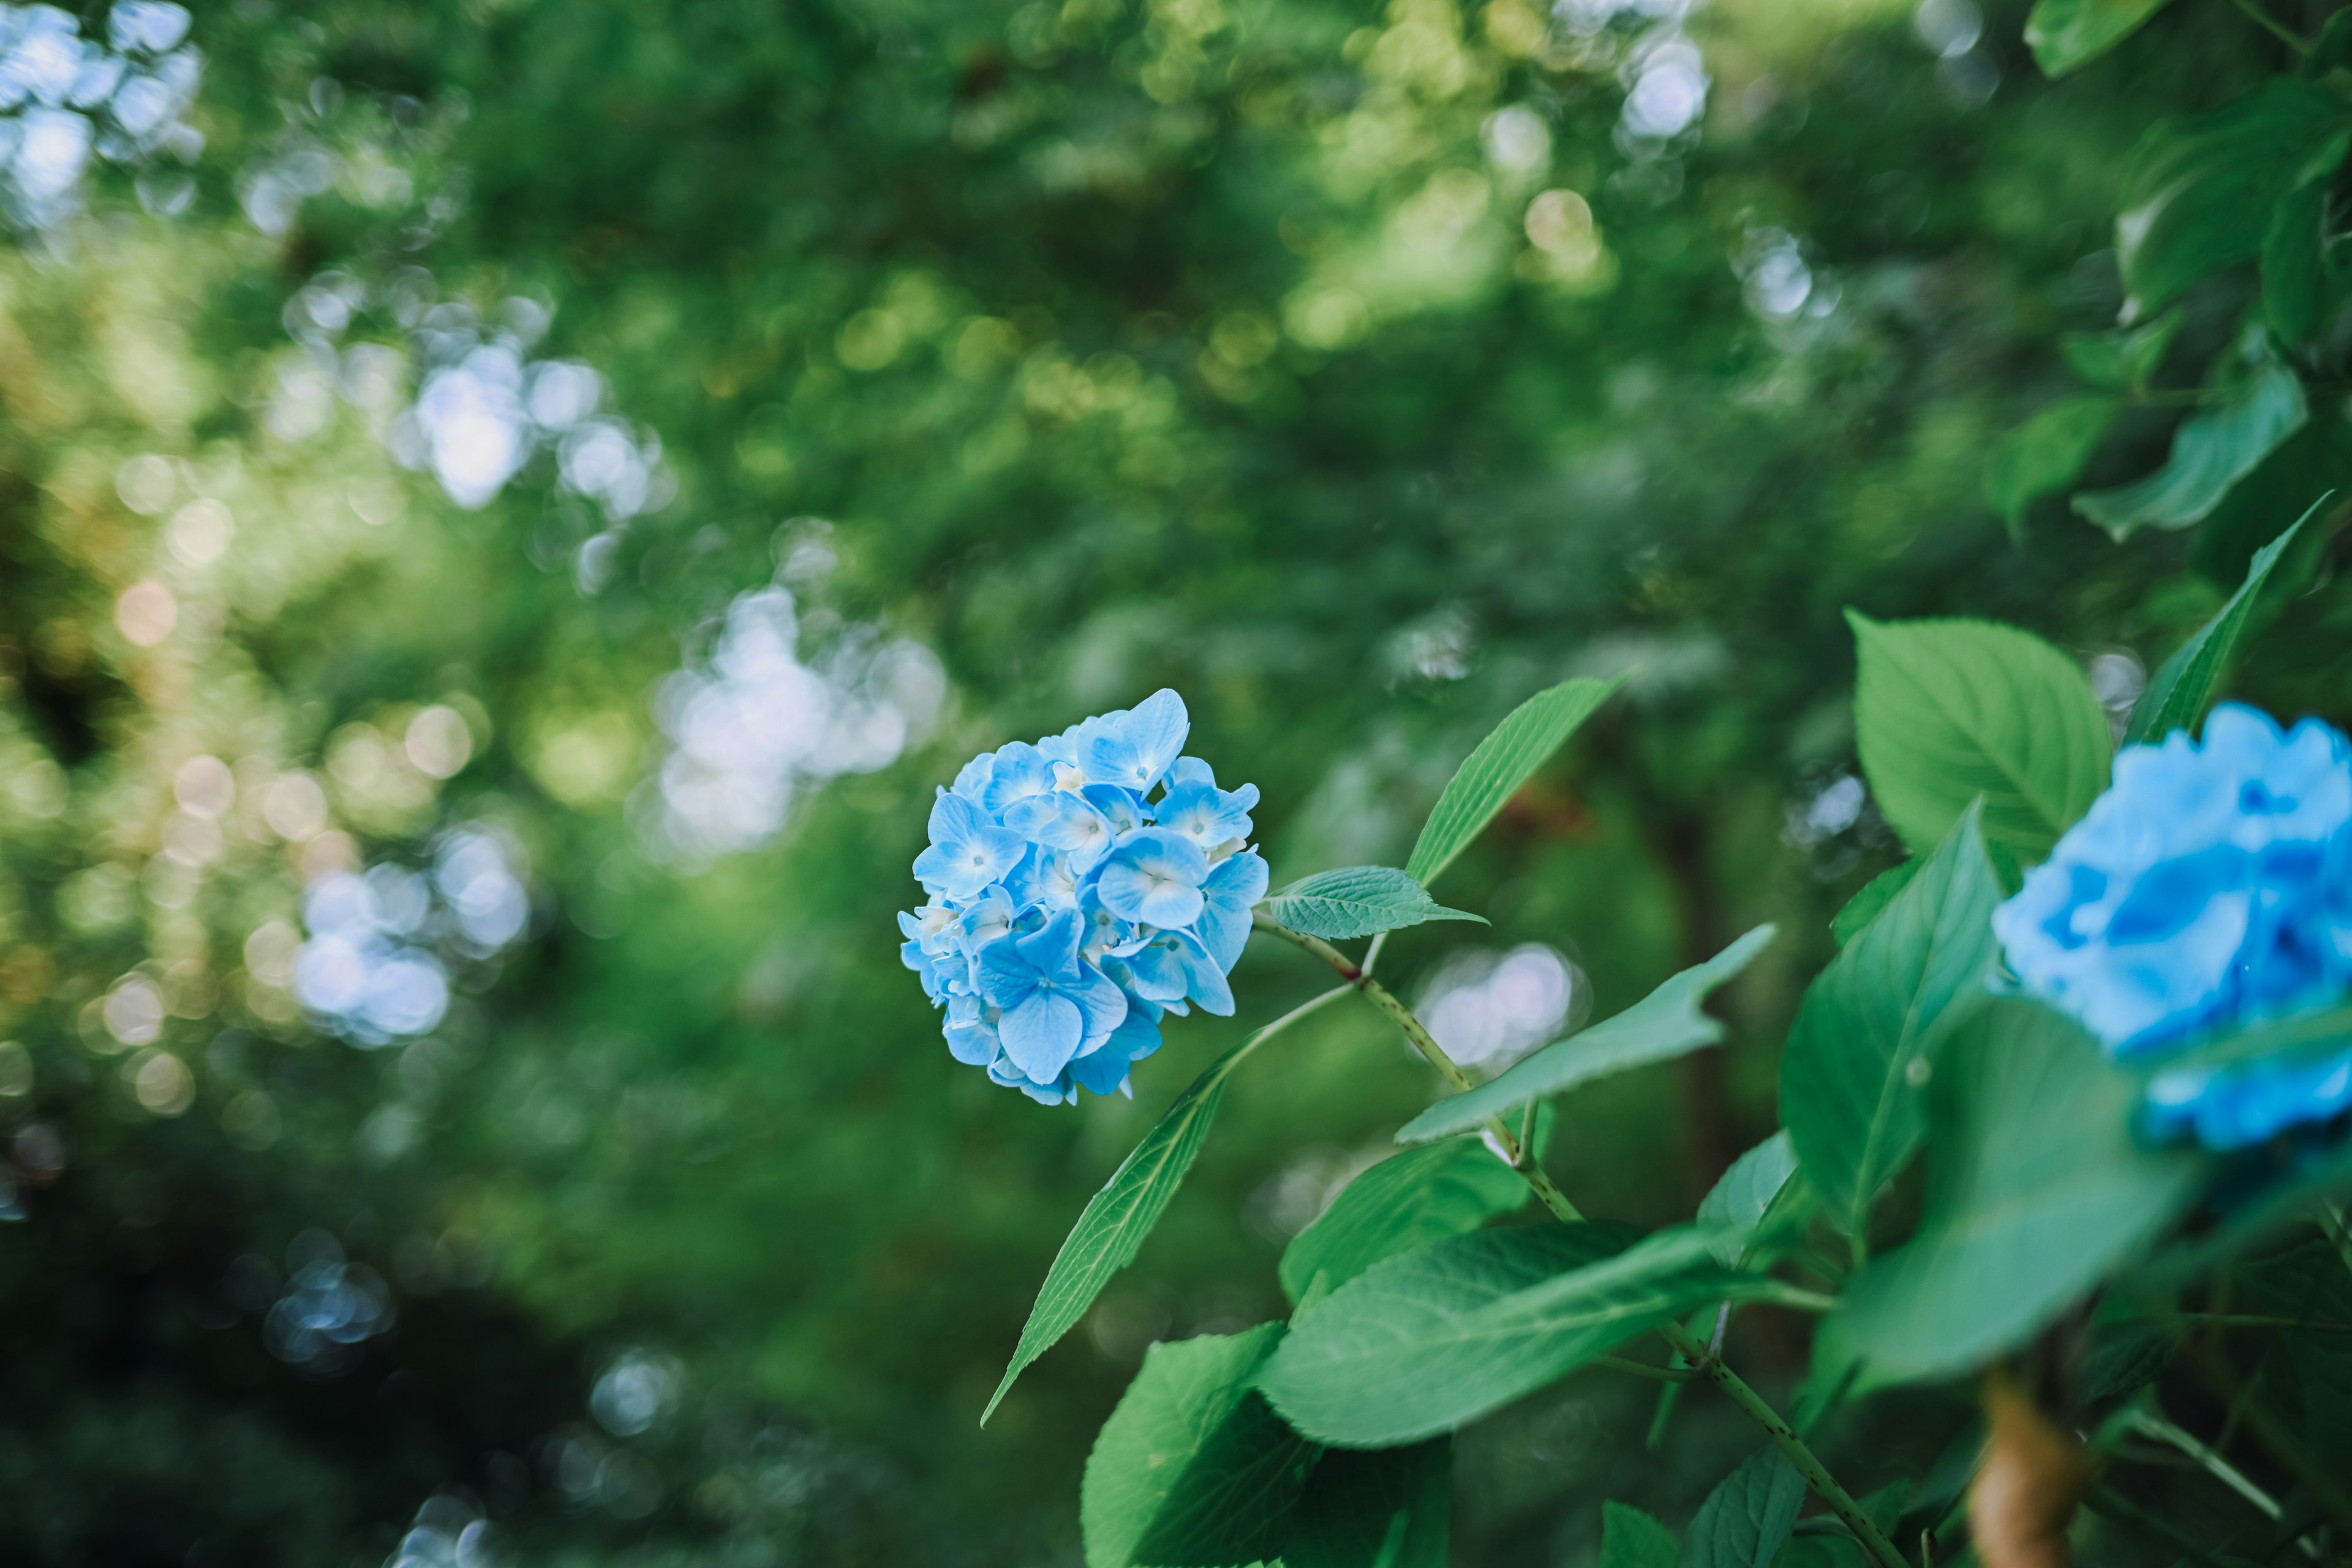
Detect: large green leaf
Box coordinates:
(1848, 611, 2111, 860)
(1257, 866, 1485, 942)
(1259, 1224, 1778, 1446)
(2125, 500, 2318, 744)
(986, 1036, 1259, 1423)
(2023, 0, 2176, 77)
(2060, 310, 2182, 391)
(1682, 1449, 1804, 1568)
(1279, 1139, 1529, 1305)
(2264, 172, 2332, 344)
(1602, 1504, 1680, 1568)
(1984, 394, 2120, 538)
(1780, 809, 2002, 1242)
(1404, 677, 1621, 887)
(2113, 79, 2352, 320)
(1695, 1130, 1802, 1267)
(1842, 998, 2206, 1379)
(1081, 1322, 1316, 1568)
(2072, 334, 2308, 539)
(1280, 1439, 1451, 1568)
(1396, 926, 1776, 1144)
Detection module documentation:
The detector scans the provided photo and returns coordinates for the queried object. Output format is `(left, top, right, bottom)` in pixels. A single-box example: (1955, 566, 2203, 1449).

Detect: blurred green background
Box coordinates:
(0, 0, 2342, 1561)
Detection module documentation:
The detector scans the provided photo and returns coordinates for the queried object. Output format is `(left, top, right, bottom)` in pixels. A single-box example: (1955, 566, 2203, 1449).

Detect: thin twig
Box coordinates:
(2230, 0, 2312, 53)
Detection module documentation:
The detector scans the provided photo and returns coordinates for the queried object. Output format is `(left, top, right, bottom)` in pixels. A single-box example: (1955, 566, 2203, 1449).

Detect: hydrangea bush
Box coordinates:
(917, 518, 2352, 1568)
(900, 690, 1267, 1103)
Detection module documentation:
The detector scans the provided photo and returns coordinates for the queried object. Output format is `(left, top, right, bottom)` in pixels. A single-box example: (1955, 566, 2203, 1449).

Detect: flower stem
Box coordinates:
(1251, 911, 1912, 1568)
(1251, 913, 1581, 1219)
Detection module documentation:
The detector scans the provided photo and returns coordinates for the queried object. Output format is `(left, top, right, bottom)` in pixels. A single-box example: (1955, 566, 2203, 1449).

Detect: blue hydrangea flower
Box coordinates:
(1994, 704, 2352, 1150)
(900, 690, 1268, 1104)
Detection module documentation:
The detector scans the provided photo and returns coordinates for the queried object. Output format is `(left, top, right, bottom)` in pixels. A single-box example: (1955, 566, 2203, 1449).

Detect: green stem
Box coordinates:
(1251, 911, 1910, 1568)
(1252, 913, 1583, 1219)
(2230, 0, 2312, 53)
(2190, 1342, 2352, 1534)
(1596, 1354, 1697, 1383)
(2125, 1408, 2289, 1528)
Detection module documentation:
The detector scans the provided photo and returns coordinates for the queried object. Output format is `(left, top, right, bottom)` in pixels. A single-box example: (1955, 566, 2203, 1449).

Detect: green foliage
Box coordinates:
(1257, 869, 1485, 943)
(2113, 79, 2352, 320)
(5, 0, 2350, 1558)
(1404, 679, 1619, 888)
(1680, 1449, 1804, 1568)
(2127, 500, 2316, 743)
(2061, 312, 2182, 393)
(1259, 1226, 1775, 1446)
(1829, 862, 1917, 948)
(1080, 1323, 1311, 1568)
(1985, 395, 2120, 537)
(2024, 0, 2179, 77)
(2234, 1240, 2352, 1474)
(1396, 926, 1775, 1143)
(1278, 1140, 1529, 1306)
(1842, 998, 2206, 1379)
(1695, 1131, 1802, 1268)
(1279, 1441, 1452, 1568)
(1600, 1502, 1681, 1568)
(2072, 333, 2309, 538)
(2264, 173, 2334, 344)
(1849, 614, 2111, 860)
(987, 1038, 1257, 1423)
(1781, 810, 2003, 1242)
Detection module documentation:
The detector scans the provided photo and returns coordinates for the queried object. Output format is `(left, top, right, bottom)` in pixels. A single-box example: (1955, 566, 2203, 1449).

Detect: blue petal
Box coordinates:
(1000, 989, 1084, 1080)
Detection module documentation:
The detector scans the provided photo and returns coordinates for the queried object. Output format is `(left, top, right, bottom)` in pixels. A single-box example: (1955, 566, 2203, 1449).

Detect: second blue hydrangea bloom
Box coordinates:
(1995, 703, 2352, 1150)
(900, 690, 1268, 1104)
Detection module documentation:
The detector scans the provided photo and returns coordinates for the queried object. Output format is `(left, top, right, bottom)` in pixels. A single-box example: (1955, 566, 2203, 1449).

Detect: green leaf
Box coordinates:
(2263, 172, 2331, 345)
(2072, 334, 2309, 539)
(1280, 1439, 1451, 1568)
(1983, 394, 2121, 538)
(2235, 1240, 2352, 1474)
(1681, 1449, 1804, 1568)
(1849, 611, 2111, 860)
(1405, 677, 1621, 887)
(1257, 866, 1486, 941)
(1081, 1322, 1316, 1568)
(1781, 808, 2003, 1242)
(1279, 1139, 1529, 1305)
(2023, 0, 2176, 77)
(1842, 998, 2207, 1380)
(2310, 6, 2352, 75)
(1396, 926, 1775, 1144)
(2125, 498, 2320, 744)
(2060, 310, 2182, 391)
(1790, 1311, 1903, 1436)
(1696, 1130, 1801, 1267)
(1831, 861, 1918, 948)
(986, 1036, 1260, 1423)
(1601, 1503, 1680, 1568)
(1258, 1224, 1780, 1446)
(2114, 79, 2352, 320)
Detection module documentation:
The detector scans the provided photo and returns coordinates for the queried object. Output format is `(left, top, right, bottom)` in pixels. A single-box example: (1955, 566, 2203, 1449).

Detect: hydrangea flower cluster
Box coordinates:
(899, 690, 1268, 1104)
(1994, 704, 2352, 1150)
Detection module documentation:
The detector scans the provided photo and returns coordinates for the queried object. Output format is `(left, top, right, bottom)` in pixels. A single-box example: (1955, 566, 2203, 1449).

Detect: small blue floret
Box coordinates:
(900, 691, 1268, 1104)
